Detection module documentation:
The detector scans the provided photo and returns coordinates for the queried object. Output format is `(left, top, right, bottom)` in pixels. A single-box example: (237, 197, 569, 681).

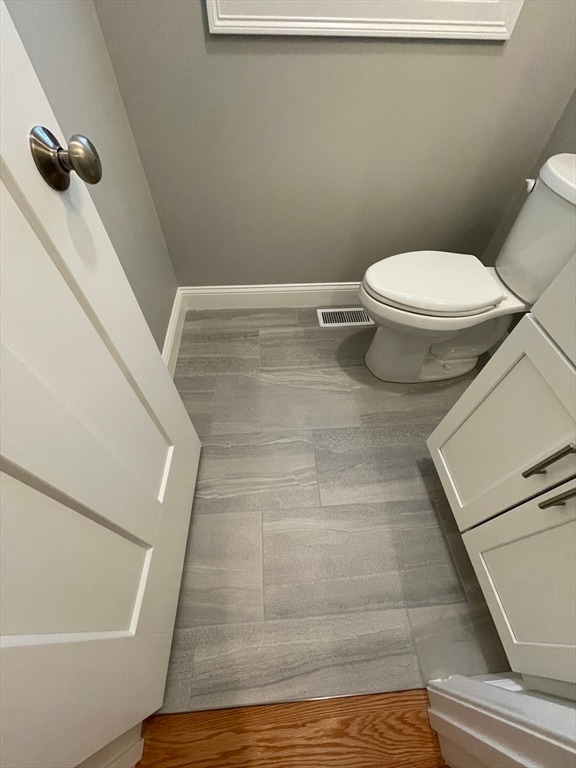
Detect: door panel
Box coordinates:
(441, 352, 573, 507)
(0, 473, 147, 636)
(1, 634, 172, 768)
(1, 180, 171, 500)
(428, 316, 576, 531)
(463, 479, 576, 684)
(483, 522, 575, 645)
(1, 343, 159, 543)
(0, 4, 201, 766)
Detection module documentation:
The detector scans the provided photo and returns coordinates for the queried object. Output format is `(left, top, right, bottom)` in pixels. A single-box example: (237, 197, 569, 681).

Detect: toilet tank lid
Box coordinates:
(364, 251, 504, 315)
(539, 154, 576, 205)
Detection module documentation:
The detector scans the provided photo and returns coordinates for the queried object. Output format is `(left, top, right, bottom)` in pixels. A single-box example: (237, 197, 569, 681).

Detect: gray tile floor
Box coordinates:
(163, 308, 509, 713)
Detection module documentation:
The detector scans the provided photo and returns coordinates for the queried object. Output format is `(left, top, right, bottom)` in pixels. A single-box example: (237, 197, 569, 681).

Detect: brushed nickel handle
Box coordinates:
(522, 443, 576, 478)
(29, 126, 102, 191)
(538, 487, 576, 509)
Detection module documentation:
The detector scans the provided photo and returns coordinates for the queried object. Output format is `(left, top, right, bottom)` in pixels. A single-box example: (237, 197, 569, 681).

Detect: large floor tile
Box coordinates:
(413, 455, 456, 509)
(175, 511, 263, 627)
(409, 603, 509, 683)
(187, 611, 422, 710)
(211, 370, 364, 433)
(391, 524, 454, 572)
(354, 370, 475, 426)
(313, 426, 434, 506)
(260, 327, 374, 371)
(264, 499, 440, 532)
(445, 531, 487, 604)
(176, 330, 259, 375)
(263, 505, 403, 619)
(193, 431, 319, 513)
(431, 490, 461, 537)
(166, 628, 197, 673)
(160, 670, 193, 714)
(174, 374, 216, 393)
(157, 629, 196, 713)
(314, 423, 439, 451)
(174, 375, 216, 436)
(391, 523, 466, 607)
(264, 573, 405, 621)
(184, 307, 298, 332)
(399, 561, 466, 608)
(184, 308, 298, 331)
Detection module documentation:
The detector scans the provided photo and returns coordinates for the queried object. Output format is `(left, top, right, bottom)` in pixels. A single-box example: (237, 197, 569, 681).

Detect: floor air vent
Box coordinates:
(317, 308, 375, 327)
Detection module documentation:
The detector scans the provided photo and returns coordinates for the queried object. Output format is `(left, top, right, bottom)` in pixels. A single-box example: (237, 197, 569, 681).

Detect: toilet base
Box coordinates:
(363, 317, 511, 383)
(365, 327, 478, 383)
(365, 325, 458, 383)
(366, 353, 478, 383)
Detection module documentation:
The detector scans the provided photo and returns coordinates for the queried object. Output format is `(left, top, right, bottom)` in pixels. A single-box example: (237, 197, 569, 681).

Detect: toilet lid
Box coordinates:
(364, 251, 504, 316)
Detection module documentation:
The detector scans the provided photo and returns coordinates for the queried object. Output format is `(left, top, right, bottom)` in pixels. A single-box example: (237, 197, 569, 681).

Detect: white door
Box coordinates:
(463, 479, 576, 687)
(0, 5, 201, 767)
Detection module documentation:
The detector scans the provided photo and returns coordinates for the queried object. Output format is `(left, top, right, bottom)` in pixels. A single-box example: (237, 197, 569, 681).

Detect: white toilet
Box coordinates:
(359, 154, 576, 383)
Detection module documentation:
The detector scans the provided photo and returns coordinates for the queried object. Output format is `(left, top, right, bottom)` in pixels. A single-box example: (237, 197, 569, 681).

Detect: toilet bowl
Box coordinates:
(359, 260, 526, 382)
(359, 154, 576, 383)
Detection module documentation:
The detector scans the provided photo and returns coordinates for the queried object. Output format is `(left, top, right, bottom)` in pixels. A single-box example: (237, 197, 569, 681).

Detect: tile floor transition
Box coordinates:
(162, 308, 509, 713)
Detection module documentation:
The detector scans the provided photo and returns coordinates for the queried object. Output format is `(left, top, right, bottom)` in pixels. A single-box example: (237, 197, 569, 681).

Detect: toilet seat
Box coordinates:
(359, 268, 527, 334)
(363, 251, 504, 317)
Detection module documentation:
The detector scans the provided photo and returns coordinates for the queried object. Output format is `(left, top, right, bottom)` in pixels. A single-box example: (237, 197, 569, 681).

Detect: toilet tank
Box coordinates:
(495, 154, 576, 305)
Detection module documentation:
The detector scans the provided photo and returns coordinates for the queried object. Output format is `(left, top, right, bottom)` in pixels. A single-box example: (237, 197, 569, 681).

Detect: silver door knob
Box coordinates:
(29, 126, 102, 191)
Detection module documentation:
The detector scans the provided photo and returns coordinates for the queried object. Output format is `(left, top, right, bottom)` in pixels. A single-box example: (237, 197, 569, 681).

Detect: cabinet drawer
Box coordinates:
(427, 316, 576, 531)
(462, 479, 576, 687)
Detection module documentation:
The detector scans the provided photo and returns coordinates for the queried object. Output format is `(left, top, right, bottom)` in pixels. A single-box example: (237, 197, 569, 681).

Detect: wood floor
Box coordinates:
(137, 689, 448, 768)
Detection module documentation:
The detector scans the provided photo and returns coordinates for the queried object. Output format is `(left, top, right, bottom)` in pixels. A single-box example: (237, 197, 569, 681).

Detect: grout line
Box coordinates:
(259, 509, 266, 622)
(182, 627, 198, 711)
(405, 608, 427, 687)
(206, 387, 216, 437)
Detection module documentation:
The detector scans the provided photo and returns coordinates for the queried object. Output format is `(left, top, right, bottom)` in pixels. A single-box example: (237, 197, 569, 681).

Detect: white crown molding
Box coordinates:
(206, 0, 524, 40)
(162, 282, 361, 376)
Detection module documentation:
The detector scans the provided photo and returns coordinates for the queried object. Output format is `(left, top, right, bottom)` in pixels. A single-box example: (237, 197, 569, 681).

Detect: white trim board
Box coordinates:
(161, 282, 361, 376)
(428, 675, 576, 768)
(76, 725, 143, 768)
(206, 0, 525, 40)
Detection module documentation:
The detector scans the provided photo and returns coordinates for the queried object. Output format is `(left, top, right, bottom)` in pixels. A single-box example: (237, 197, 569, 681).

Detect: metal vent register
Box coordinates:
(317, 308, 375, 327)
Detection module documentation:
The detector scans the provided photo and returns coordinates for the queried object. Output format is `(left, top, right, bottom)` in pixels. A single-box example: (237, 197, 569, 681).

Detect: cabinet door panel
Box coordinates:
(532, 256, 576, 366)
(462, 479, 576, 686)
(428, 316, 576, 531)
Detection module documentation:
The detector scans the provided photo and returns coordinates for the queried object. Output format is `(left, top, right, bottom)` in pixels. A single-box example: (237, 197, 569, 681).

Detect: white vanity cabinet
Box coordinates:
(427, 315, 576, 532)
(427, 257, 576, 693)
(463, 478, 576, 687)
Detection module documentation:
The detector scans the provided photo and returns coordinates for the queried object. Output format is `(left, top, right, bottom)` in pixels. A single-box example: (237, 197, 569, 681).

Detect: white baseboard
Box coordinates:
(162, 282, 361, 376)
(162, 288, 186, 377)
(77, 724, 143, 768)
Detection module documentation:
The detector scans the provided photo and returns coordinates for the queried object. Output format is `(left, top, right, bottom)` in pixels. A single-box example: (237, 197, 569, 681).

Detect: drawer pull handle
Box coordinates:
(522, 443, 576, 478)
(538, 487, 576, 510)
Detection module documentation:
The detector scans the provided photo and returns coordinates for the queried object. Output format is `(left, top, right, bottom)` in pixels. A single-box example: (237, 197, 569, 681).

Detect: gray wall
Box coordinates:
(483, 87, 576, 267)
(95, 0, 576, 287)
(6, 0, 178, 348)
(537, 89, 576, 163)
